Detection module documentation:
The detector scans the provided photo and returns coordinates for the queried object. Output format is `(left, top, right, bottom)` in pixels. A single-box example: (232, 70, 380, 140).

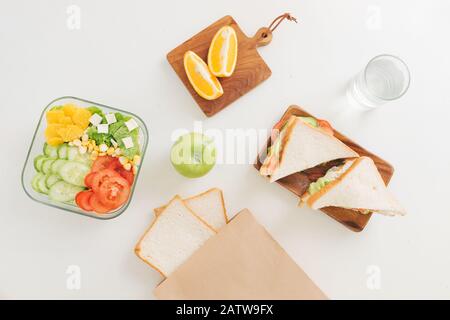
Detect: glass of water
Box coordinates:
(347, 54, 410, 109)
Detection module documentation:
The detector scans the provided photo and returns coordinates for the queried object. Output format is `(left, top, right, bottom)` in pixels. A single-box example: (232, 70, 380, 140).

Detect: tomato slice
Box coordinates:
(317, 119, 334, 136)
(91, 169, 121, 193)
(116, 167, 134, 186)
(84, 172, 97, 188)
(97, 175, 130, 209)
(107, 157, 122, 171)
(91, 156, 116, 172)
(75, 190, 94, 212)
(89, 194, 114, 214)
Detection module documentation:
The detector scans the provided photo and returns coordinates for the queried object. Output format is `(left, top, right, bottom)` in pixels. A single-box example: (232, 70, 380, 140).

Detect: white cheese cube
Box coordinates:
(125, 119, 139, 131)
(97, 124, 109, 134)
(89, 113, 103, 126)
(122, 136, 134, 149)
(110, 139, 118, 148)
(105, 113, 117, 124)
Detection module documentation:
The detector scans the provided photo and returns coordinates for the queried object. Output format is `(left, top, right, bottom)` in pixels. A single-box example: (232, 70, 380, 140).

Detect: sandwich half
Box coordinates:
(135, 196, 216, 276)
(300, 156, 406, 216)
(260, 115, 359, 182)
(154, 188, 228, 231)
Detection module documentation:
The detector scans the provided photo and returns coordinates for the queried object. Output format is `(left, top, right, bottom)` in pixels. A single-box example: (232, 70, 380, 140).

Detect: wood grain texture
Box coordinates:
(254, 105, 395, 232)
(167, 16, 272, 117)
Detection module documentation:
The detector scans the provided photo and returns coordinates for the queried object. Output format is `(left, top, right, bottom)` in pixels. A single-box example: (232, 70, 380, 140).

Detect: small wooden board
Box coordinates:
(167, 15, 272, 117)
(254, 105, 394, 232)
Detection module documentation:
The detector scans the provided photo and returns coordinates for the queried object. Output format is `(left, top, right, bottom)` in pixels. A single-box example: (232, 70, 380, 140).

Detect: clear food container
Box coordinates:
(21, 96, 148, 219)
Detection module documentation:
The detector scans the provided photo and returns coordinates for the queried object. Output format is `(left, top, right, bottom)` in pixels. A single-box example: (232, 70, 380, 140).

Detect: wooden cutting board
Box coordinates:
(167, 15, 273, 117)
(254, 105, 394, 232)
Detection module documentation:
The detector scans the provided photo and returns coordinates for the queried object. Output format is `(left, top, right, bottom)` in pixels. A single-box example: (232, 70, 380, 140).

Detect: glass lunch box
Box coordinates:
(21, 96, 148, 219)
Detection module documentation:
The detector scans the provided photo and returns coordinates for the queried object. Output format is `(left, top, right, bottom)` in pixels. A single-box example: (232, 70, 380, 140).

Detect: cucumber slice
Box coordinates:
(67, 146, 91, 164)
(73, 153, 91, 165)
(67, 146, 79, 161)
(43, 143, 59, 158)
(37, 174, 50, 194)
(46, 174, 62, 189)
(49, 181, 84, 203)
(57, 144, 69, 159)
(59, 161, 90, 187)
(33, 155, 47, 172)
(51, 159, 68, 174)
(31, 173, 44, 193)
(42, 159, 55, 175)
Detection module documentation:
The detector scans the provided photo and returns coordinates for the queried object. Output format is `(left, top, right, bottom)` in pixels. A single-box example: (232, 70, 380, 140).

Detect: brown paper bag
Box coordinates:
(154, 209, 327, 300)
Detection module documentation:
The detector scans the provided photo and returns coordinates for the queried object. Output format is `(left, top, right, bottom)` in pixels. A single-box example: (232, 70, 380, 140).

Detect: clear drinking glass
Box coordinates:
(347, 54, 410, 109)
(21, 96, 149, 220)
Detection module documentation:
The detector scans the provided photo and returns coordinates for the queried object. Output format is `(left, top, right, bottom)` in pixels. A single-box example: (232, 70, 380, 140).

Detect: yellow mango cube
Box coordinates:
(46, 110, 65, 124)
(65, 125, 84, 141)
(72, 108, 91, 129)
(47, 136, 64, 146)
(62, 104, 77, 117)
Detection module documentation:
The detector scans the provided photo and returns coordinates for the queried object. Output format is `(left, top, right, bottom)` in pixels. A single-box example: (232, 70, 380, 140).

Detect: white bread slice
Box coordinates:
(135, 196, 216, 277)
(306, 157, 406, 216)
(269, 116, 359, 182)
(184, 188, 228, 230)
(154, 188, 228, 231)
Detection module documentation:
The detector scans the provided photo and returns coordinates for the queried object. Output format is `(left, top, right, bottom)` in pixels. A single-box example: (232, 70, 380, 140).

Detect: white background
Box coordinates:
(1, 0, 449, 299)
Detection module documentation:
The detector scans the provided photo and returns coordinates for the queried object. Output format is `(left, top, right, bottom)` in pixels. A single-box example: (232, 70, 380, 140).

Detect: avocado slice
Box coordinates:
(299, 116, 318, 127)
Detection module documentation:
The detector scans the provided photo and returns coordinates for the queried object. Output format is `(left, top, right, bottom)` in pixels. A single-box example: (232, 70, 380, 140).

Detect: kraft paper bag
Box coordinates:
(154, 209, 327, 300)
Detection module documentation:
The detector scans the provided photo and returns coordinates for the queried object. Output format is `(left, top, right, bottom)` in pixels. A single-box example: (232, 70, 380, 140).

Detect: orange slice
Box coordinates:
(184, 51, 223, 100)
(207, 26, 238, 77)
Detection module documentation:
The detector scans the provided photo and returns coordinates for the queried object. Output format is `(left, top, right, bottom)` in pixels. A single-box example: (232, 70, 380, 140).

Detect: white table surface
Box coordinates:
(1, 0, 449, 299)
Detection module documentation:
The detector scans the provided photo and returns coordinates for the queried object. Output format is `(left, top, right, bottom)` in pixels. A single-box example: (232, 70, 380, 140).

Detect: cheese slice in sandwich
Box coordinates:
(154, 188, 228, 230)
(260, 115, 359, 182)
(300, 156, 406, 216)
(135, 196, 216, 277)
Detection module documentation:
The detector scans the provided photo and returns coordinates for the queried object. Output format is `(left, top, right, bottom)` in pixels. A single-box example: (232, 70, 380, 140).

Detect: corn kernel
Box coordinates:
(79, 146, 87, 154)
(81, 140, 89, 146)
(119, 156, 128, 165)
(73, 139, 82, 147)
(114, 148, 122, 156)
(90, 151, 98, 160)
(133, 155, 141, 165)
(88, 144, 94, 152)
(107, 147, 115, 155)
(94, 146, 100, 152)
(81, 134, 89, 142)
(123, 163, 132, 171)
(99, 152, 107, 157)
(132, 165, 138, 175)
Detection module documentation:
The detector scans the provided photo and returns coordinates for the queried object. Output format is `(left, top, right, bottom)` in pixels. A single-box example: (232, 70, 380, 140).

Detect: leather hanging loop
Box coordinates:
(252, 13, 298, 47)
